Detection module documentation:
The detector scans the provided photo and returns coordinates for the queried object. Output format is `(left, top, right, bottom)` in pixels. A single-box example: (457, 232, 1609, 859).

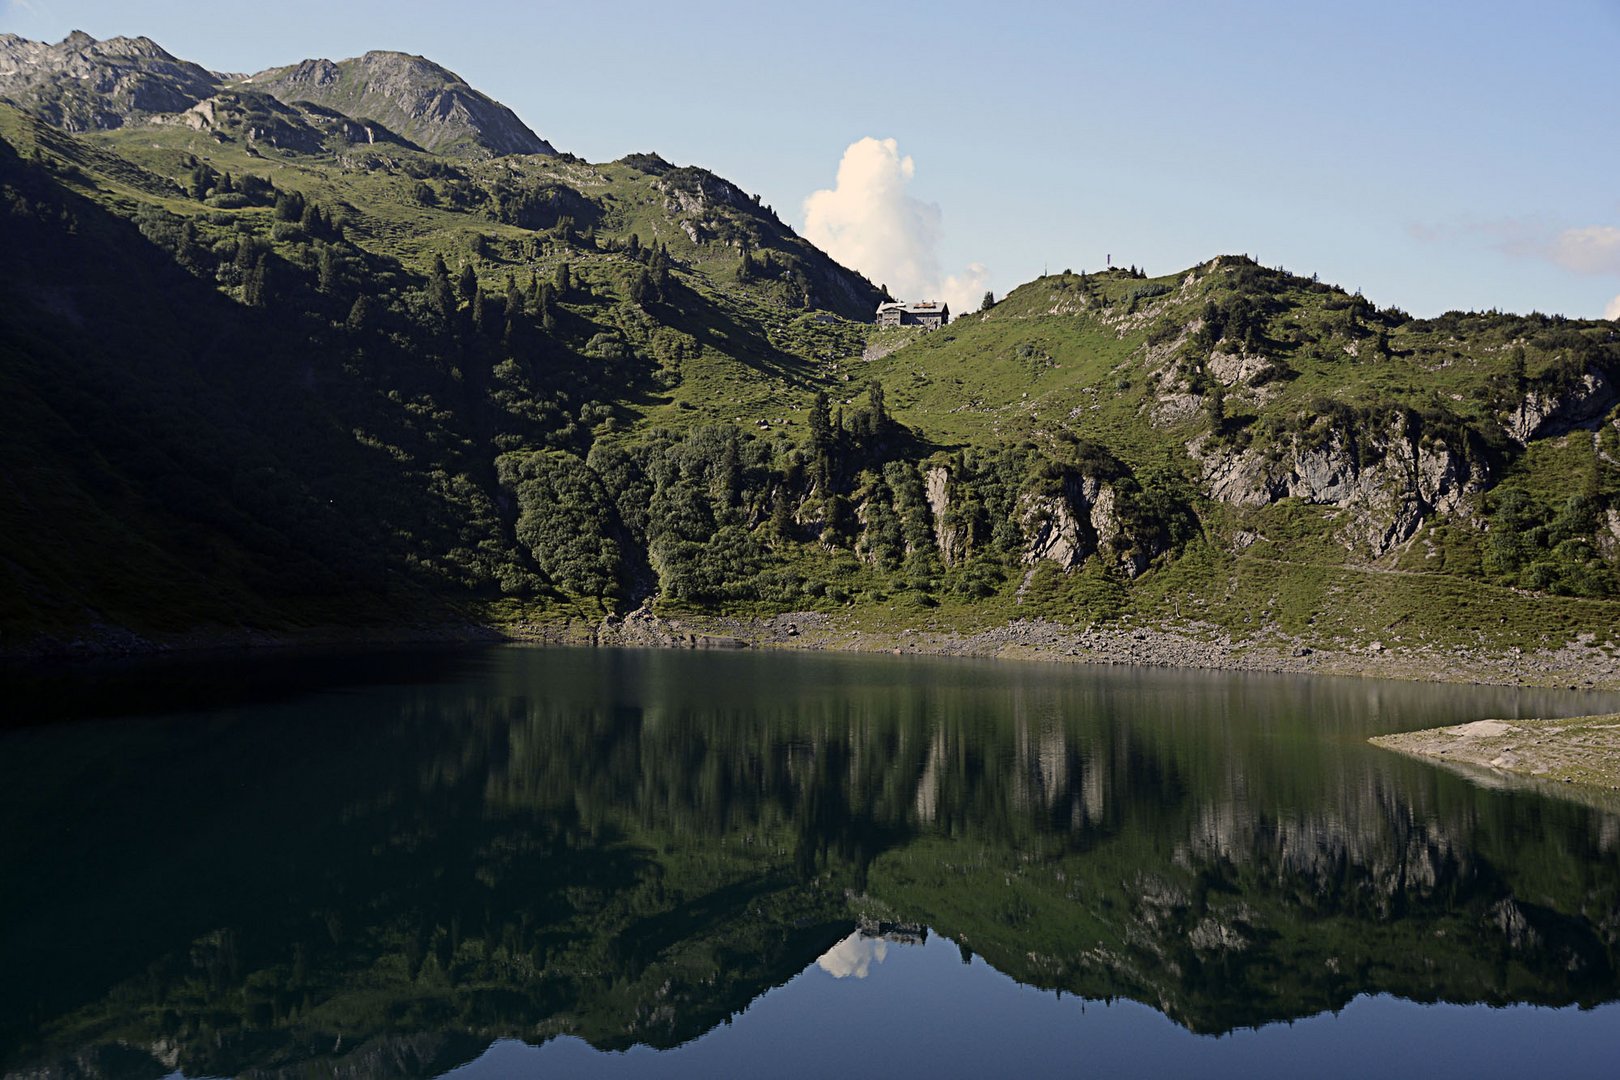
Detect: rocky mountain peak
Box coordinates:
(0, 33, 553, 159)
(0, 31, 221, 130)
(237, 49, 554, 159)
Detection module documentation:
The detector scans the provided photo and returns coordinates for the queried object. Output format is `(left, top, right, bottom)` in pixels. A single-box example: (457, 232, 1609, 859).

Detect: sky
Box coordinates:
(4, 0, 1619, 319)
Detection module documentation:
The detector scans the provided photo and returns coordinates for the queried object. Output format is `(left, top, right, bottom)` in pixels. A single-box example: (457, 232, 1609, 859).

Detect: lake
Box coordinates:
(3, 645, 1619, 1078)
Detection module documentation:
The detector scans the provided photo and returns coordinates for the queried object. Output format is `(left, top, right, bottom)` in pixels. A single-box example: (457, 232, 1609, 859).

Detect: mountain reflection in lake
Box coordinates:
(3, 646, 1619, 1078)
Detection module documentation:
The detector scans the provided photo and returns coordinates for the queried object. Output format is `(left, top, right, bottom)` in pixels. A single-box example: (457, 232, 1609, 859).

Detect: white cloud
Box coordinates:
(815, 932, 888, 979)
(1412, 218, 1620, 317)
(803, 137, 989, 318)
(1548, 226, 1620, 276)
(1415, 218, 1620, 278)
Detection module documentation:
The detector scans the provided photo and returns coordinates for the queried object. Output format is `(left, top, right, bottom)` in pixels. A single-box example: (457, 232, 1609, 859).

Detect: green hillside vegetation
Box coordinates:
(3, 33, 1620, 662)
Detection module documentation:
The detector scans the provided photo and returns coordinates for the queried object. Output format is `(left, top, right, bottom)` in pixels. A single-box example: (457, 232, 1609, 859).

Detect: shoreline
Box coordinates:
(14, 610, 1620, 788)
(1370, 715, 1620, 796)
(8, 608, 1620, 692)
(515, 608, 1620, 692)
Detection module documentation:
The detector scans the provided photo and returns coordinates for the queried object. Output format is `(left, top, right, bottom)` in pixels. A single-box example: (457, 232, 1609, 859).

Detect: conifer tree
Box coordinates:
(242, 254, 268, 307)
(346, 294, 373, 332)
(537, 282, 557, 333)
(428, 255, 455, 319)
(317, 246, 339, 294)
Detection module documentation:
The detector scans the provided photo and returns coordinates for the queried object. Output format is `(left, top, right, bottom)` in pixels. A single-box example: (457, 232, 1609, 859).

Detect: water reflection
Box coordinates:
(2, 647, 1618, 1077)
(817, 933, 887, 980)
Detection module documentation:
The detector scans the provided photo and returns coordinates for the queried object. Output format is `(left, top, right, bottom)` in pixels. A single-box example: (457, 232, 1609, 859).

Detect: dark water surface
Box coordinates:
(4, 646, 1620, 1078)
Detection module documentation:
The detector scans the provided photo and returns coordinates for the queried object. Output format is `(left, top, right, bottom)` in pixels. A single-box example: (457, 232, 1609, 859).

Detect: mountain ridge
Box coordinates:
(0, 31, 554, 159)
(0, 34, 1618, 682)
(234, 50, 555, 158)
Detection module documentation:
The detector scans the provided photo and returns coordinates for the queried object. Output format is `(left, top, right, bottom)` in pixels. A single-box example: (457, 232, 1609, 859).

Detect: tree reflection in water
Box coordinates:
(3, 646, 1617, 1077)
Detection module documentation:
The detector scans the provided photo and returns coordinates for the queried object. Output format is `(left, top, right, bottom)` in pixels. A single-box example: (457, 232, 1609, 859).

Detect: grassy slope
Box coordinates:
(850, 264, 1620, 656)
(5, 97, 1620, 661)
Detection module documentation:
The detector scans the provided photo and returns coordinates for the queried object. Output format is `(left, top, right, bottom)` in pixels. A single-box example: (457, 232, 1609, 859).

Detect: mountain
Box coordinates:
(0, 33, 1618, 673)
(0, 30, 221, 131)
(0, 32, 552, 159)
(235, 51, 555, 158)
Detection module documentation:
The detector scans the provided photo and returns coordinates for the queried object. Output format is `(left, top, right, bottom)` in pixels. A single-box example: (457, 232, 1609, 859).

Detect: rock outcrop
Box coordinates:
(924, 466, 968, 567)
(1194, 415, 1484, 556)
(1501, 369, 1616, 445)
(1021, 473, 1146, 576)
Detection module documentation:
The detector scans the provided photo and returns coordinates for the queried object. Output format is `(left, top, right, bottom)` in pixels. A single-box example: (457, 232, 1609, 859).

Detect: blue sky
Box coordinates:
(4, 0, 1618, 318)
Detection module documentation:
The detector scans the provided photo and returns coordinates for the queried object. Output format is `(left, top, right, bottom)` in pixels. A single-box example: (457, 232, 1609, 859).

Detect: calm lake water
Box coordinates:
(4, 646, 1620, 1079)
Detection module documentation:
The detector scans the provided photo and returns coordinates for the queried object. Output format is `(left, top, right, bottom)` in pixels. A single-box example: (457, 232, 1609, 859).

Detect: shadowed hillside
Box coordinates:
(2, 33, 1619, 670)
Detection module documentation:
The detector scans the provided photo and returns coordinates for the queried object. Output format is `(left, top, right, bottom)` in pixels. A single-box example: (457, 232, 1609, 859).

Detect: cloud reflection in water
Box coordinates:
(816, 933, 889, 979)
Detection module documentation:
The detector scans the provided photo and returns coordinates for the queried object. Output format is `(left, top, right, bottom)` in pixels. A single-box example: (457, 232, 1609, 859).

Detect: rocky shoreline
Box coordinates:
(1371, 715, 1620, 795)
(513, 607, 1620, 692)
(10, 605, 1620, 694)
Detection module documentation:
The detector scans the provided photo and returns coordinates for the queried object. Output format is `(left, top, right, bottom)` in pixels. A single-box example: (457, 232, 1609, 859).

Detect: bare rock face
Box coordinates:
(0, 31, 222, 130)
(1193, 417, 1484, 557)
(1023, 491, 1090, 569)
(924, 466, 968, 567)
(1501, 370, 1616, 445)
(1205, 348, 1270, 388)
(1019, 474, 1147, 576)
(237, 51, 554, 159)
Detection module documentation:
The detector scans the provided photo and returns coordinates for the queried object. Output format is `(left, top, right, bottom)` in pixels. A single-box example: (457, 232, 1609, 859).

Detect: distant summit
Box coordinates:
(0, 30, 221, 131)
(0, 33, 554, 158)
(237, 51, 554, 159)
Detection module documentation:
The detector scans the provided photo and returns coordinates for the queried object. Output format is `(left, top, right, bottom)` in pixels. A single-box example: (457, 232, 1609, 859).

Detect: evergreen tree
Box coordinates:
(503, 288, 526, 348)
(345, 294, 373, 332)
(537, 282, 557, 333)
(273, 189, 304, 223)
(868, 380, 887, 431)
(457, 262, 479, 304)
(428, 255, 455, 320)
(629, 268, 655, 309)
(770, 487, 794, 543)
(809, 391, 832, 453)
(1207, 383, 1226, 431)
(555, 261, 571, 296)
(242, 254, 268, 307)
(187, 163, 217, 200)
(317, 246, 340, 295)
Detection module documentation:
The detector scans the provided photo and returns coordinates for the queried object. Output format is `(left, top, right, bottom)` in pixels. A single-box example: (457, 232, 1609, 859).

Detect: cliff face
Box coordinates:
(236, 51, 554, 158)
(1502, 369, 1616, 445)
(1020, 473, 1146, 575)
(1193, 416, 1485, 556)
